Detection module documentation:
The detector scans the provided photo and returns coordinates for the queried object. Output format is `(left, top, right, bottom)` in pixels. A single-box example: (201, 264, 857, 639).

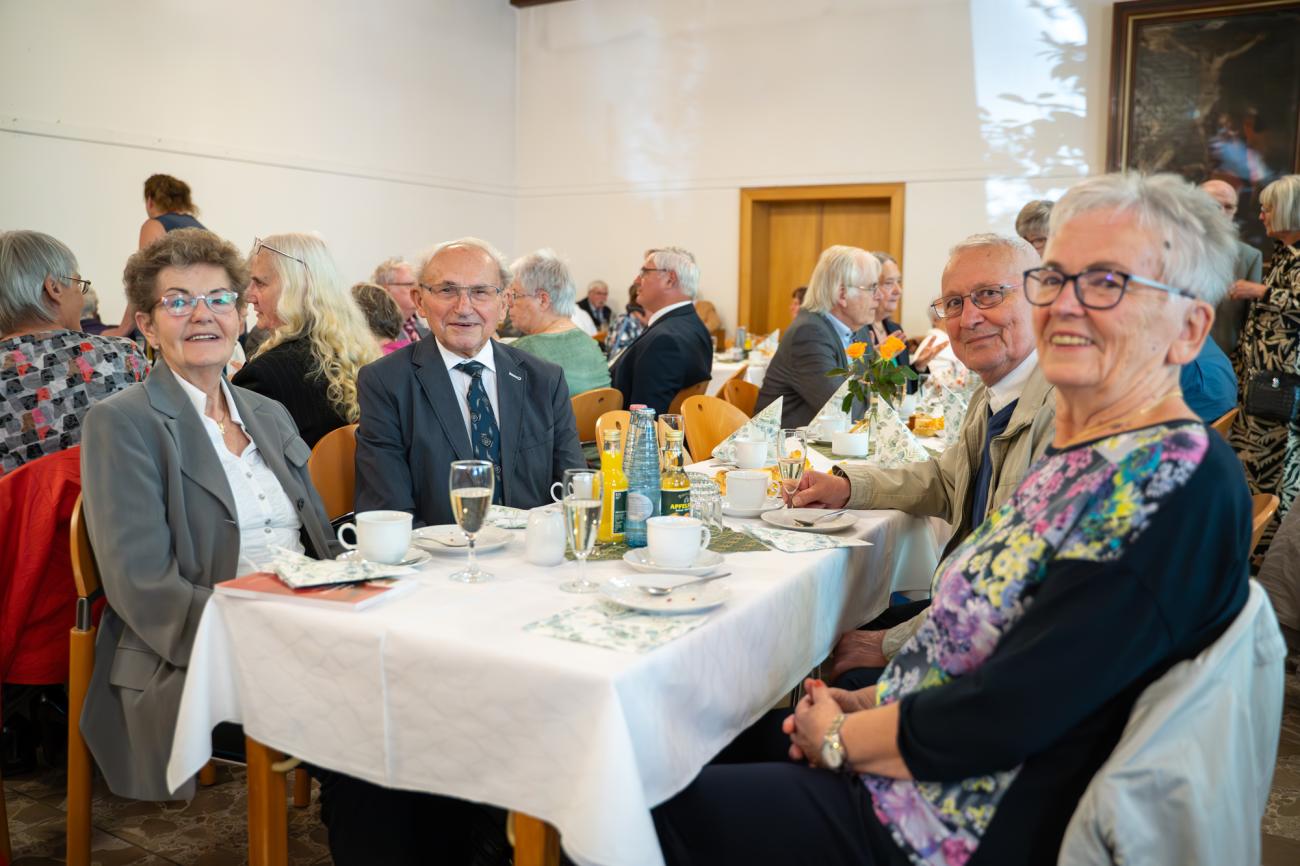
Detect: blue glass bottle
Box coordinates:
(622, 406, 660, 547)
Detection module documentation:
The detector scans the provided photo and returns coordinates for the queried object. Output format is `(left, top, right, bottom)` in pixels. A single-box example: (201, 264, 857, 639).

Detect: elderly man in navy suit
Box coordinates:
(609, 246, 713, 414)
(355, 237, 585, 527)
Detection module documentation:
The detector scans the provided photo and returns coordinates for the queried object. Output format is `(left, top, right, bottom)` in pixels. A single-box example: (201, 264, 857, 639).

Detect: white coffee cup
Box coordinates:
(524, 505, 567, 566)
(832, 430, 870, 458)
(550, 472, 599, 503)
(646, 516, 711, 568)
(337, 510, 413, 564)
(818, 416, 848, 439)
(734, 438, 767, 470)
(726, 469, 770, 509)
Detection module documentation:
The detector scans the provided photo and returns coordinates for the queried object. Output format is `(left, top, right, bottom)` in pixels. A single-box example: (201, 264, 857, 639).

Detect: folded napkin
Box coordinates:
(712, 396, 782, 463)
(525, 600, 712, 653)
(739, 523, 872, 553)
(754, 330, 779, 353)
(914, 382, 970, 449)
(486, 505, 528, 529)
(866, 399, 932, 469)
(270, 548, 418, 589)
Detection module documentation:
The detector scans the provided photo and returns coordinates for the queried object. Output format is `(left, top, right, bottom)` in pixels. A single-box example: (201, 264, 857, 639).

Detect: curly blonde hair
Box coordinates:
(250, 233, 379, 421)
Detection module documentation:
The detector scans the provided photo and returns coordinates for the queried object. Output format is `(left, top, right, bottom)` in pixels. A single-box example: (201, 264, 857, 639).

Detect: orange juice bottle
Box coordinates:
(598, 429, 628, 542)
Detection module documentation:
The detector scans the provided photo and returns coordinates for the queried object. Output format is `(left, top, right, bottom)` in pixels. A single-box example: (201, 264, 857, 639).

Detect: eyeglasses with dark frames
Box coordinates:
(61, 276, 92, 295)
(1023, 267, 1195, 310)
(419, 282, 503, 304)
(639, 267, 670, 277)
(929, 284, 1017, 319)
(252, 237, 306, 267)
(153, 290, 240, 317)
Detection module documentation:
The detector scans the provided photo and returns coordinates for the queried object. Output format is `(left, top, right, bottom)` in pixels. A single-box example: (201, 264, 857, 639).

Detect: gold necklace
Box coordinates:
(1063, 386, 1184, 447)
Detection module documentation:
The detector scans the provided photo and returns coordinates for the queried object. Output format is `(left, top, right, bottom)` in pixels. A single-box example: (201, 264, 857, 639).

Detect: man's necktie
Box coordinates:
(454, 360, 503, 503)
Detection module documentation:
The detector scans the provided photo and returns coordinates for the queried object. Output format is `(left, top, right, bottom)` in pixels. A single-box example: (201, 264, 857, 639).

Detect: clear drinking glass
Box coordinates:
(559, 469, 603, 594)
(687, 475, 724, 531)
(777, 428, 807, 508)
(448, 460, 495, 583)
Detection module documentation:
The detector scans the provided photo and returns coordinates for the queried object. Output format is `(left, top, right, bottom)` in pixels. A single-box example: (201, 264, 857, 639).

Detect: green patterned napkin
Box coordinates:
(711, 397, 782, 463)
(739, 522, 872, 553)
(525, 600, 712, 653)
(566, 527, 768, 561)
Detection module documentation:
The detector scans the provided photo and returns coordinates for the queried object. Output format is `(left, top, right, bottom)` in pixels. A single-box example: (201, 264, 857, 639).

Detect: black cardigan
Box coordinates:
(231, 337, 350, 447)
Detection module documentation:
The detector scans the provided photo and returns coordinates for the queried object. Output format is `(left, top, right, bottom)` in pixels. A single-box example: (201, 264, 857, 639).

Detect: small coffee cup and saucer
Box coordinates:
(622, 515, 723, 576)
(722, 469, 781, 518)
(335, 510, 431, 567)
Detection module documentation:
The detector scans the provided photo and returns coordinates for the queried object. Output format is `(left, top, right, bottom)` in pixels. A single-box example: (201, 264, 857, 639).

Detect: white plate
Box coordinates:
(760, 508, 858, 533)
(721, 497, 783, 518)
(601, 575, 730, 614)
(336, 547, 431, 568)
(412, 525, 512, 554)
(622, 548, 724, 576)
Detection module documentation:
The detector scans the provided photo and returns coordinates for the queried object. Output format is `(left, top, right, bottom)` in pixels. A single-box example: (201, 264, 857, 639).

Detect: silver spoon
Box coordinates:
(791, 509, 849, 527)
(640, 572, 732, 596)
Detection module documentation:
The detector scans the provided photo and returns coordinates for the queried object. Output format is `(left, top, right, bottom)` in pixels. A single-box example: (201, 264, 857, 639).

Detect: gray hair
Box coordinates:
(803, 245, 879, 314)
(415, 237, 511, 291)
(0, 230, 78, 334)
(81, 286, 100, 319)
(646, 246, 699, 299)
(587, 279, 608, 293)
(948, 232, 1039, 264)
(1050, 173, 1237, 305)
(512, 248, 577, 317)
(871, 251, 897, 267)
(372, 256, 413, 286)
(1015, 199, 1054, 240)
(1262, 175, 1300, 234)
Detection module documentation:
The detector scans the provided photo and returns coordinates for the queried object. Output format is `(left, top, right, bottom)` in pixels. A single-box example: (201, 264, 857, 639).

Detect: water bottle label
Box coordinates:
(612, 490, 627, 533)
(661, 489, 691, 517)
(627, 491, 654, 522)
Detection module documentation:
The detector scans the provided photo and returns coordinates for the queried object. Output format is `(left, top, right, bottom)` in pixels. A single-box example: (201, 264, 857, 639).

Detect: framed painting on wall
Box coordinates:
(1107, 0, 1300, 254)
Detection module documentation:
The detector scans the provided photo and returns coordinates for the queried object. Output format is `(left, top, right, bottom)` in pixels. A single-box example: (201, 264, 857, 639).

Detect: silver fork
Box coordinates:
(791, 509, 849, 527)
(640, 572, 732, 596)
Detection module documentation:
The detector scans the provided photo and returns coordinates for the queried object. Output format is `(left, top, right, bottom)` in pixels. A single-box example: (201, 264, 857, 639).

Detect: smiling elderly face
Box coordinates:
(938, 245, 1037, 386)
(137, 264, 241, 382)
(417, 244, 506, 358)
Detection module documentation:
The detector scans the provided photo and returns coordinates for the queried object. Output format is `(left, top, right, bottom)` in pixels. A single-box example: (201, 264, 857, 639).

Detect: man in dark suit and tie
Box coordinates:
(355, 237, 586, 527)
(609, 246, 713, 414)
(576, 279, 612, 331)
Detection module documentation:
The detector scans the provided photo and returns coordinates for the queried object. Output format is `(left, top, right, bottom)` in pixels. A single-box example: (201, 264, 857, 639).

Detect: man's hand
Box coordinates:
(1229, 279, 1268, 300)
(789, 470, 851, 508)
(828, 630, 888, 681)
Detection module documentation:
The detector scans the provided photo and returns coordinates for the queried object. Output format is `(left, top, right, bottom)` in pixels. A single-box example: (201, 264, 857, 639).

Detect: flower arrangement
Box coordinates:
(827, 334, 917, 414)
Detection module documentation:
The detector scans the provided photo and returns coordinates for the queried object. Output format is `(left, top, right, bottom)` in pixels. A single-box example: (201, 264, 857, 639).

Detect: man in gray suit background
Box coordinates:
(1201, 179, 1264, 355)
(355, 237, 585, 526)
(754, 245, 881, 428)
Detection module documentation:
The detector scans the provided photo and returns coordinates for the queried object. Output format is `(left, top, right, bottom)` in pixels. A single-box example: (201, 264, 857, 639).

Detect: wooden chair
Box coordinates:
(720, 378, 760, 417)
(1252, 493, 1280, 552)
(681, 395, 749, 459)
(593, 330, 607, 346)
(594, 410, 631, 452)
(571, 388, 623, 443)
(1210, 407, 1239, 439)
(668, 380, 709, 415)
(308, 423, 359, 521)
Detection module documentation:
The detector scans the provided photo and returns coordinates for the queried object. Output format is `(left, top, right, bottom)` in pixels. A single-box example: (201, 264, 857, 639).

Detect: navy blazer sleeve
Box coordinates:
(354, 360, 417, 518)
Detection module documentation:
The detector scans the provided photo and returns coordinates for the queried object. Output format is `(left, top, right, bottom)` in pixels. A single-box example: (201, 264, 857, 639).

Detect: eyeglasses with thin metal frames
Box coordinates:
(61, 276, 92, 296)
(418, 282, 503, 304)
(153, 290, 240, 317)
(929, 284, 1017, 319)
(252, 237, 306, 267)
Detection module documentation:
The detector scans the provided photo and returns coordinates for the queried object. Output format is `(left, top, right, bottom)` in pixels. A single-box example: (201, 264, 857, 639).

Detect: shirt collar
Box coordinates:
(985, 350, 1038, 414)
(647, 300, 693, 328)
(174, 373, 244, 426)
(821, 312, 855, 349)
(437, 337, 496, 374)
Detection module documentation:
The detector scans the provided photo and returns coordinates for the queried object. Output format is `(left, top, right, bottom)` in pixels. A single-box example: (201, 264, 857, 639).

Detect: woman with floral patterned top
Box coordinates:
(653, 173, 1252, 865)
(0, 231, 149, 475)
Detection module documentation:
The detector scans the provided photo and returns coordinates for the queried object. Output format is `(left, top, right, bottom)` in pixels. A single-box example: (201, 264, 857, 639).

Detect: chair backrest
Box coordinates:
(594, 410, 631, 453)
(720, 378, 760, 417)
(69, 495, 100, 601)
(668, 380, 710, 415)
(1251, 493, 1279, 551)
(1210, 406, 1239, 439)
(572, 388, 623, 443)
(308, 424, 359, 521)
(681, 395, 749, 459)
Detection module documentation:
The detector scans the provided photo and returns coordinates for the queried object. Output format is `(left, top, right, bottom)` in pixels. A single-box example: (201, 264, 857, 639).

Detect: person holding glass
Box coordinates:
(77, 229, 338, 802)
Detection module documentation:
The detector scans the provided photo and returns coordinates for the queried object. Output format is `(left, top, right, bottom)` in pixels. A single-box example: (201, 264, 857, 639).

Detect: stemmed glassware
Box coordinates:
(777, 428, 807, 509)
(558, 469, 604, 594)
(448, 460, 494, 583)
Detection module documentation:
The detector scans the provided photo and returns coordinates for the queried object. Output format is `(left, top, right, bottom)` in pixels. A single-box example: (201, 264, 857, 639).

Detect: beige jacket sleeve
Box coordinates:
(838, 437, 970, 521)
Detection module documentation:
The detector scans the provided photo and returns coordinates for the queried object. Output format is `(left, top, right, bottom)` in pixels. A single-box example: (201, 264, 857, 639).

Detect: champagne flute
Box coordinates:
(559, 469, 603, 594)
(448, 460, 494, 583)
(777, 428, 807, 510)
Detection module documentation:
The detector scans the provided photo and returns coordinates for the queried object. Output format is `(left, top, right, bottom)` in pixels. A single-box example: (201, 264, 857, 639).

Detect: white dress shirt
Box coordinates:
(436, 338, 500, 442)
(570, 306, 597, 336)
(175, 374, 304, 572)
(647, 300, 693, 328)
(985, 350, 1038, 414)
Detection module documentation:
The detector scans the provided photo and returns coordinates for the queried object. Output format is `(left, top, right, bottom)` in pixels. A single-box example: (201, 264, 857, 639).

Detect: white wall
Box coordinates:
(515, 0, 1113, 335)
(0, 0, 517, 321)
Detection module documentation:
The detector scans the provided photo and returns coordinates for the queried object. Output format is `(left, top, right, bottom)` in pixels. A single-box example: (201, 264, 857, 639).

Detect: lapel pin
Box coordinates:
(508, 371, 522, 381)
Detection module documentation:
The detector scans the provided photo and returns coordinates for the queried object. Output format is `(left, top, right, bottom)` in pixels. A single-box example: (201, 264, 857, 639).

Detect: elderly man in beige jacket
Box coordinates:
(791, 233, 1056, 686)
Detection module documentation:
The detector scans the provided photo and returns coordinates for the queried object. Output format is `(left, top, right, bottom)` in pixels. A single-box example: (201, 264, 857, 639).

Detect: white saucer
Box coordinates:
(413, 525, 512, 554)
(336, 547, 431, 568)
(760, 508, 858, 533)
(721, 497, 783, 518)
(601, 576, 729, 614)
(622, 548, 724, 576)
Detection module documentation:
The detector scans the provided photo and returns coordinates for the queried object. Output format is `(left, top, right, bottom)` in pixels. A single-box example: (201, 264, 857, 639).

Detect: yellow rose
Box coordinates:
(845, 341, 868, 360)
(879, 334, 907, 362)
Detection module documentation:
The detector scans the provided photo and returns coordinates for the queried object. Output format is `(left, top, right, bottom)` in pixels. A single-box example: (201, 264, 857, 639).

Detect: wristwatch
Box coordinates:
(820, 713, 848, 771)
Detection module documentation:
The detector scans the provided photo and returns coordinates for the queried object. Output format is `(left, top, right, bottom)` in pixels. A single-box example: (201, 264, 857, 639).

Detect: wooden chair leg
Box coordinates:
(198, 761, 217, 787)
(66, 627, 96, 866)
(510, 812, 561, 866)
(292, 767, 310, 808)
(245, 736, 288, 866)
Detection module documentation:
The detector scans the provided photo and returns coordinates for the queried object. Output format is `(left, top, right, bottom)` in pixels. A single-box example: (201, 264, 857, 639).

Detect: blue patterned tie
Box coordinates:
(455, 360, 503, 503)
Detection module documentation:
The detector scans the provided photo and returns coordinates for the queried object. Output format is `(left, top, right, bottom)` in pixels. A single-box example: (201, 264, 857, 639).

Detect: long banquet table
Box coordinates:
(166, 482, 943, 866)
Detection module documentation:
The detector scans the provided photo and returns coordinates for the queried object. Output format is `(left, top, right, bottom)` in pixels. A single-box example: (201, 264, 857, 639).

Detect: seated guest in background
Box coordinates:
(79, 229, 337, 801)
(609, 246, 713, 414)
(78, 286, 108, 334)
(372, 256, 429, 343)
(604, 286, 646, 356)
(233, 233, 380, 447)
(570, 300, 598, 336)
(868, 252, 922, 392)
(754, 245, 879, 428)
(794, 234, 1053, 683)
(507, 249, 612, 396)
(355, 237, 585, 526)
(0, 230, 149, 474)
(655, 172, 1249, 866)
(1014, 197, 1053, 255)
(577, 278, 612, 330)
(1181, 336, 1237, 423)
(351, 281, 411, 355)
(1200, 179, 1263, 357)
(787, 285, 807, 321)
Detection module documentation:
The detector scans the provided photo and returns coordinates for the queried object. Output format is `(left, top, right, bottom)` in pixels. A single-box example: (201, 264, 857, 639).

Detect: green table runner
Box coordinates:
(566, 527, 769, 561)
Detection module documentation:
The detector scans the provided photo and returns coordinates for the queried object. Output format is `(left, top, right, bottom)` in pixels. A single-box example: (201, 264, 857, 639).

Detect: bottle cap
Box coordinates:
(602, 429, 621, 442)
(629, 404, 647, 410)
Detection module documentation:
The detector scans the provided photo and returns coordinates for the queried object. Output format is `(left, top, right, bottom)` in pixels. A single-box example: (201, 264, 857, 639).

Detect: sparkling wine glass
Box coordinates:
(559, 469, 603, 593)
(777, 428, 807, 510)
(448, 460, 494, 583)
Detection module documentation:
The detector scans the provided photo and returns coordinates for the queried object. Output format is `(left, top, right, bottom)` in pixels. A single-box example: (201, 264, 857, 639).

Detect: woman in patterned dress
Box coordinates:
(653, 174, 1252, 865)
(1230, 174, 1300, 557)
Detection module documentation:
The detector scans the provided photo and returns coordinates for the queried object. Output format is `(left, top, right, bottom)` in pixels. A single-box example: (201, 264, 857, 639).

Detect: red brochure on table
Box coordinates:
(215, 572, 416, 611)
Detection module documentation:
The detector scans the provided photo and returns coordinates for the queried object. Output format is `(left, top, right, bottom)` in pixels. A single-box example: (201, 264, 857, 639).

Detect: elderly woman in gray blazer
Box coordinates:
(79, 229, 337, 801)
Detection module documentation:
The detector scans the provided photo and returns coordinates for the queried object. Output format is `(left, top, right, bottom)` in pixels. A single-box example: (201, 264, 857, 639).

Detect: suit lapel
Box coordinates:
(146, 362, 238, 525)
(492, 343, 524, 498)
(412, 338, 473, 461)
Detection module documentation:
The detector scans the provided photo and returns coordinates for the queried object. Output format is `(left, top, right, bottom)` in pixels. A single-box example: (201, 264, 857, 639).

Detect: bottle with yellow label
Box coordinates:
(598, 429, 628, 542)
(660, 429, 691, 517)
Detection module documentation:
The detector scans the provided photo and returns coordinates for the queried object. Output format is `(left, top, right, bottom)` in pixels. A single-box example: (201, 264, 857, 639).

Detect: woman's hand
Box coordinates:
(829, 629, 888, 679)
(789, 470, 851, 508)
(782, 679, 847, 766)
(912, 335, 949, 369)
(827, 685, 877, 713)
(1229, 279, 1268, 300)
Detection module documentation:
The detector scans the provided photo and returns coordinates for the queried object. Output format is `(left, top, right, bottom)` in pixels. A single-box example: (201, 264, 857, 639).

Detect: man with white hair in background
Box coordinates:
(372, 256, 429, 343)
(577, 278, 613, 331)
(609, 246, 713, 414)
(1200, 179, 1264, 355)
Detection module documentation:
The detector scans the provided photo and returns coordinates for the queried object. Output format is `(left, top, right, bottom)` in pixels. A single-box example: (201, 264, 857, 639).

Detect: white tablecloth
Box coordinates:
(166, 504, 940, 866)
(707, 358, 766, 396)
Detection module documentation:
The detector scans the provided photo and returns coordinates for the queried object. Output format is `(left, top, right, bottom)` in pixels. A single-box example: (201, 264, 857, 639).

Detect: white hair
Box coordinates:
(511, 248, 577, 317)
(0, 230, 78, 334)
(415, 237, 511, 290)
(371, 256, 413, 285)
(803, 246, 879, 314)
(947, 232, 1040, 272)
(646, 246, 699, 299)
(1262, 175, 1300, 233)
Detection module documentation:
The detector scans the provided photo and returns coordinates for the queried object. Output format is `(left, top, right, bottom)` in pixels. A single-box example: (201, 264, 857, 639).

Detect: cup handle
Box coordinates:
(700, 526, 712, 551)
(337, 522, 358, 550)
(550, 481, 564, 503)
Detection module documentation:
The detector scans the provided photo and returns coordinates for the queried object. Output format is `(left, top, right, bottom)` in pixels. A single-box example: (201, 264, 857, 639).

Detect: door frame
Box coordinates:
(738, 182, 906, 332)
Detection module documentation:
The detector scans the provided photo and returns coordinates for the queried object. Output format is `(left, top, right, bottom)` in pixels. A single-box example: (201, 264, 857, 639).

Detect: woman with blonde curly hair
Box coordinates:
(234, 233, 380, 446)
